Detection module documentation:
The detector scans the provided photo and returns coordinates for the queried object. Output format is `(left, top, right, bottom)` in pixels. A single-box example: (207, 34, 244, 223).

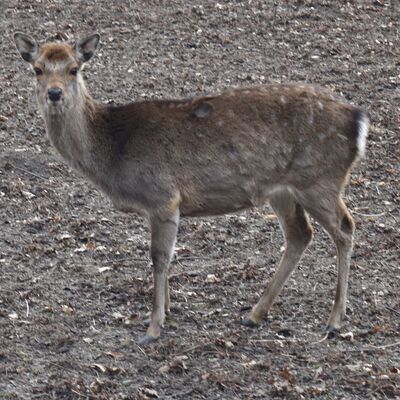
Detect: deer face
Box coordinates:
(14, 33, 100, 115)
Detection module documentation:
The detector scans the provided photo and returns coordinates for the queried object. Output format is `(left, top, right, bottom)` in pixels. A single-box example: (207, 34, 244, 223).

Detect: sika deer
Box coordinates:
(14, 33, 368, 345)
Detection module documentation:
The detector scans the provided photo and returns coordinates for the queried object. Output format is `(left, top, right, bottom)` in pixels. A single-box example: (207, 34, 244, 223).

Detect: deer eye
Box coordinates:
(70, 67, 78, 76)
(34, 67, 43, 76)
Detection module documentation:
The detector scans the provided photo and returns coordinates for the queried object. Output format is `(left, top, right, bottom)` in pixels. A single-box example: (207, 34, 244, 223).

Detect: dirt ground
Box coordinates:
(0, 1, 399, 399)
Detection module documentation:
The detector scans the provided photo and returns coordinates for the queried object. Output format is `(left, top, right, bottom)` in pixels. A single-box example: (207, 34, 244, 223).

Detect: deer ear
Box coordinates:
(75, 33, 100, 63)
(14, 32, 38, 63)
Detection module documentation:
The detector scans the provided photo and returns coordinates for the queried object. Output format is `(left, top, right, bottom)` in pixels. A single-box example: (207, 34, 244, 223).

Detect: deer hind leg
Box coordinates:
(242, 190, 313, 327)
(299, 193, 354, 332)
(164, 272, 171, 314)
(138, 209, 179, 346)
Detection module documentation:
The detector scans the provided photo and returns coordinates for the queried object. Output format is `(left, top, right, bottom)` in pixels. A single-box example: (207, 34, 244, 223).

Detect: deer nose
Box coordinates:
(48, 87, 63, 102)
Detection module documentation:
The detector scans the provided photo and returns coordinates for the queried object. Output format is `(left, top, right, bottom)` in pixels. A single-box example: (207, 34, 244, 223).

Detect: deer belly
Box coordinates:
(180, 178, 276, 217)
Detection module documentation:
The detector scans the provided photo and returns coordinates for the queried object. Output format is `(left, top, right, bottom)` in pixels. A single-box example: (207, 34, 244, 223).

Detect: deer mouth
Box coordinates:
(44, 98, 65, 115)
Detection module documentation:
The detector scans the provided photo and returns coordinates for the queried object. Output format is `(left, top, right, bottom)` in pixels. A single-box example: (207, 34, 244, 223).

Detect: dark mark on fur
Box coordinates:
(192, 102, 213, 118)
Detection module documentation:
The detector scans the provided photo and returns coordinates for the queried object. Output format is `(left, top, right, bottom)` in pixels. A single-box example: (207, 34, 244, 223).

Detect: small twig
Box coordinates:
(249, 338, 299, 344)
(25, 299, 30, 318)
(174, 343, 209, 357)
(70, 389, 96, 399)
(134, 342, 147, 356)
(353, 210, 386, 218)
(338, 341, 400, 353)
(73, 257, 149, 268)
(174, 387, 197, 398)
(169, 270, 201, 279)
(310, 332, 330, 344)
(367, 383, 397, 398)
(176, 256, 212, 261)
(386, 306, 400, 317)
(13, 165, 48, 181)
(108, 257, 149, 264)
(368, 341, 400, 350)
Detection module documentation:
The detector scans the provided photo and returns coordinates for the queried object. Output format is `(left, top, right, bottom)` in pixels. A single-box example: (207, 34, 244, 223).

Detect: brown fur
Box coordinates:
(88, 86, 361, 219)
(40, 43, 75, 62)
(14, 33, 369, 344)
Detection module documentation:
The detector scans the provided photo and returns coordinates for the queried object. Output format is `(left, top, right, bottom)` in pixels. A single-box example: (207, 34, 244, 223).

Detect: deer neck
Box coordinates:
(40, 86, 108, 183)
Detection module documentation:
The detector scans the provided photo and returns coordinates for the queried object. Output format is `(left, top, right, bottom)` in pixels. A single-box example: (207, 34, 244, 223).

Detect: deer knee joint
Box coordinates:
(151, 249, 171, 271)
(293, 203, 313, 246)
(341, 213, 354, 235)
(303, 224, 314, 244)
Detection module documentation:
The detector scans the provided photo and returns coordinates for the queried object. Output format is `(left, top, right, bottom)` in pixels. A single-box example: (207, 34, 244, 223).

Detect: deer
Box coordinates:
(14, 32, 368, 345)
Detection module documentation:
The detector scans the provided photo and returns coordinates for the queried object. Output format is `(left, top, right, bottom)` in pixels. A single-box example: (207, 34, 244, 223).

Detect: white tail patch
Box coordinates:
(356, 112, 369, 158)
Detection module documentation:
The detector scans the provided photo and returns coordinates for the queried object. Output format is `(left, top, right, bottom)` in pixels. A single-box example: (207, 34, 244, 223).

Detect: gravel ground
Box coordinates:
(0, 1, 399, 399)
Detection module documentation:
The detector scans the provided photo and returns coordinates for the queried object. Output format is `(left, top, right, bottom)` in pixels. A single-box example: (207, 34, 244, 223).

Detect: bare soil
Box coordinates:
(1, 1, 399, 399)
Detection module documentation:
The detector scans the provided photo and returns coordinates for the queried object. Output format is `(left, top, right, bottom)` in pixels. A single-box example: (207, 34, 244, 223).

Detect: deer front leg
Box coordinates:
(138, 209, 179, 346)
(143, 269, 170, 328)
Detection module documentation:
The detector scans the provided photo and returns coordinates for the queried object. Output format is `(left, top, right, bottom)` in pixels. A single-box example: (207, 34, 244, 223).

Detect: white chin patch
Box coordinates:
(46, 100, 64, 114)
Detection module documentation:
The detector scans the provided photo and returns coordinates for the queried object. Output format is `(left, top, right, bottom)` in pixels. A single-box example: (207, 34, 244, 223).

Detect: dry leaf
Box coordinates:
(123, 313, 140, 325)
(242, 360, 258, 368)
(89, 378, 103, 394)
(8, 312, 18, 320)
(98, 266, 112, 273)
(263, 213, 277, 220)
(21, 190, 35, 199)
(74, 246, 87, 253)
(107, 366, 126, 375)
(340, 331, 354, 341)
(112, 311, 124, 320)
(201, 372, 210, 380)
(273, 380, 290, 392)
(92, 363, 107, 373)
(58, 233, 72, 240)
(308, 381, 326, 395)
(141, 388, 159, 398)
(61, 304, 74, 314)
(280, 367, 296, 384)
(314, 366, 323, 379)
(159, 356, 188, 374)
(86, 241, 96, 250)
(346, 362, 363, 372)
(294, 385, 305, 394)
(206, 274, 220, 283)
(95, 245, 107, 251)
(91, 363, 125, 375)
(159, 364, 170, 374)
(370, 325, 383, 333)
(105, 351, 124, 359)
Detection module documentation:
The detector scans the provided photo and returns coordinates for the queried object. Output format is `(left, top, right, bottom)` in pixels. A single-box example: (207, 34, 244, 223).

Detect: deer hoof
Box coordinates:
(240, 318, 259, 328)
(324, 325, 339, 339)
(143, 318, 151, 327)
(137, 334, 158, 346)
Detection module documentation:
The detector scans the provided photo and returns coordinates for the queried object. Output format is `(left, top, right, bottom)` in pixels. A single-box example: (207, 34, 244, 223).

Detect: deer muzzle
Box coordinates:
(47, 87, 63, 102)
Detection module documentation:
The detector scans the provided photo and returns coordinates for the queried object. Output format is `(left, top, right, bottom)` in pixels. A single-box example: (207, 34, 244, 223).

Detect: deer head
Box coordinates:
(14, 33, 100, 115)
